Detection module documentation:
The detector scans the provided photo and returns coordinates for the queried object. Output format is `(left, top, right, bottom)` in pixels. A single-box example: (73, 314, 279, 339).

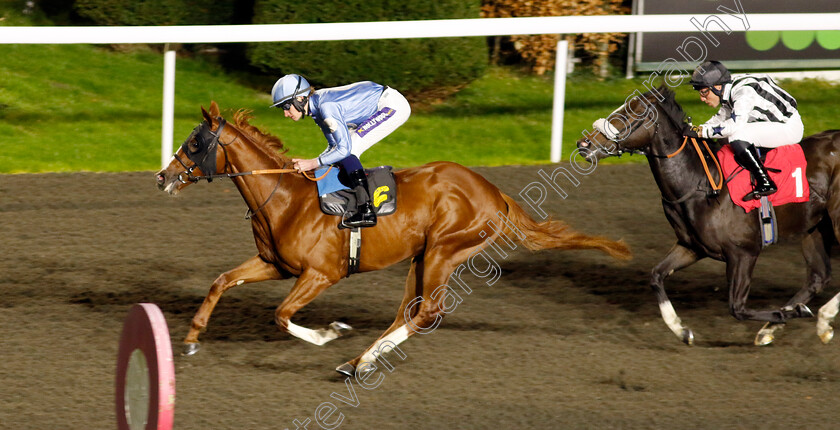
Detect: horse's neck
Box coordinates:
(647, 133, 708, 202)
(225, 136, 289, 173)
(224, 133, 301, 218)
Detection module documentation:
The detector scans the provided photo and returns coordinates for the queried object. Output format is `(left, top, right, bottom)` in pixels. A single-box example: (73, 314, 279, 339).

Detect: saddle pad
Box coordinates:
(319, 166, 397, 217)
(315, 167, 350, 195)
(717, 144, 809, 213)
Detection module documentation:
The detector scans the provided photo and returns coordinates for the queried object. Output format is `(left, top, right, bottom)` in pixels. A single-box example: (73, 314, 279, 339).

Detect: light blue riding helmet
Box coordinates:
(270, 74, 311, 110)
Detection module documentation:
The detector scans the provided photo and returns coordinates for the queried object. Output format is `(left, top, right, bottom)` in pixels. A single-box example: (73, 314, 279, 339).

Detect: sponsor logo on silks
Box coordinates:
(373, 185, 390, 208)
(356, 108, 396, 138)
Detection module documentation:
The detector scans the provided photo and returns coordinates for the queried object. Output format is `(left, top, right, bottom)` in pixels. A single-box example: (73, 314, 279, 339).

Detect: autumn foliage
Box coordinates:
(482, 0, 630, 76)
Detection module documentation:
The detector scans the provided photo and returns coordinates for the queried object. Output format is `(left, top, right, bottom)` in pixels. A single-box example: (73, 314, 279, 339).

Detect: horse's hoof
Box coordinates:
(755, 322, 782, 346)
(818, 327, 834, 344)
(754, 331, 775, 346)
(182, 343, 201, 356)
(329, 321, 353, 336)
(782, 303, 814, 319)
(335, 362, 355, 378)
(797, 303, 814, 318)
(682, 328, 694, 346)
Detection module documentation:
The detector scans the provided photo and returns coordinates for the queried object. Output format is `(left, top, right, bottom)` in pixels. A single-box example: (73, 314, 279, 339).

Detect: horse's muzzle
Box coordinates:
(155, 170, 182, 195)
(155, 172, 166, 189)
(575, 139, 598, 163)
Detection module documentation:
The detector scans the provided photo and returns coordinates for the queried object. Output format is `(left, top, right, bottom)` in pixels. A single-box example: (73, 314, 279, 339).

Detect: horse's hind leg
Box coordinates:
(345, 243, 473, 376)
(184, 255, 283, 355)
(274, 268, 349, 346)
(336, 255, 424, 377)
(815, 194, 840, 343)
(756, 226, 830, 345)
(727, 252, 810, 324)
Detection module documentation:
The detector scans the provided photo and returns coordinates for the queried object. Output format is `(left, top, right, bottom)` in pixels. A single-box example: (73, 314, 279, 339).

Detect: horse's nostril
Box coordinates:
(156, 174, 166, 185)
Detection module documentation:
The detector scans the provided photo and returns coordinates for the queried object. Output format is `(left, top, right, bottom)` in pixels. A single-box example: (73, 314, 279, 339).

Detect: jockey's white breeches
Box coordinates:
(730, 112, 804, 149)
(350, 87, 411, 158)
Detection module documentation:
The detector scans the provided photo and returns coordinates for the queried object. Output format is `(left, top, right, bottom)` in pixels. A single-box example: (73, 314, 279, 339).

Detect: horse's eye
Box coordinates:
(189, 139, 200, 151)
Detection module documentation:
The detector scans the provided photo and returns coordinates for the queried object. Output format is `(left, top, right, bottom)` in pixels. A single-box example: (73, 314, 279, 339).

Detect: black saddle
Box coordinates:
(319, 166, 397, 218)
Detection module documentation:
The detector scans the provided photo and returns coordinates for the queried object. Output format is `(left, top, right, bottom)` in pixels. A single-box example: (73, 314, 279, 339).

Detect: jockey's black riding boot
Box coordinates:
(732, 141, 777, 201)
(341, 169, 377, 229)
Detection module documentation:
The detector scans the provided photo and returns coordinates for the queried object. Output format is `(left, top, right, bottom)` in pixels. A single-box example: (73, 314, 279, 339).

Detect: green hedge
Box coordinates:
(247, 0, 488, 100)
(73, 0, 238, 26)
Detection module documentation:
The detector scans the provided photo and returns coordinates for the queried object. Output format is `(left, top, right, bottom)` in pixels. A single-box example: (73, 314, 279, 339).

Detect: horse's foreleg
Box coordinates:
(337, 255, 424, 377)
(651, 244, 701, 345)
(184, 255, 282, 355)
(757, 227, 831, 345)
(274, 269, 347, 346)
(817, 293, 840, 343)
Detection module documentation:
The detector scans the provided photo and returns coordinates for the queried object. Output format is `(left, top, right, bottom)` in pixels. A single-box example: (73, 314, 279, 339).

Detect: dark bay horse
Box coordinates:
(155, 101, 631, 376)
(577, 85, 840, 346)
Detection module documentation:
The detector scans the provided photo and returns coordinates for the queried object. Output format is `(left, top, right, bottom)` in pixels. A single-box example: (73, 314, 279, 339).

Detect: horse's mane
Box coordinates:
(231, 109, 289, 157)
(646, 85, 687, 131)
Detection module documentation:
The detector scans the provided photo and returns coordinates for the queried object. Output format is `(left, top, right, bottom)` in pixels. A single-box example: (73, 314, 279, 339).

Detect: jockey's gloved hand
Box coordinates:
(681, 123, 702, 138)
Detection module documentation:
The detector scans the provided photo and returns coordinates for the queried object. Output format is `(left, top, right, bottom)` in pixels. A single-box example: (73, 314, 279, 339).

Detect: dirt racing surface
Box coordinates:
(1, 163, 838, 430)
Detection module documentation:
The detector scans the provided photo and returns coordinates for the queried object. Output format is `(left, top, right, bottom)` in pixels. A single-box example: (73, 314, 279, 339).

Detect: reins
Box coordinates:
(593, 94, 731, 205)
(188, 166, 333, 183)
(659, 136, 688, 159)
(651, 136, 724, 205)
(671, 136, 723, 192)
(225, 168, 333, 220)
(176, 117, 334, 219)
(176, 117, 333, 184)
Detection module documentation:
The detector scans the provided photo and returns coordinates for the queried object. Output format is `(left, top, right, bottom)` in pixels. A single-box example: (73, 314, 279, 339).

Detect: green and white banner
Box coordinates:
(635, 0, 840, 71)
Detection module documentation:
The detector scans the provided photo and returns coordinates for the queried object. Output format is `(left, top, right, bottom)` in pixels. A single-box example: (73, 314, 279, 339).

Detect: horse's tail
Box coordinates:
(500, 193, 632, 261)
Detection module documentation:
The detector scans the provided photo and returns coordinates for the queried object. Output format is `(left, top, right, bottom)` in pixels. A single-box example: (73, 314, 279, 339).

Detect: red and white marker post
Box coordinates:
(115, 303, 176, 430)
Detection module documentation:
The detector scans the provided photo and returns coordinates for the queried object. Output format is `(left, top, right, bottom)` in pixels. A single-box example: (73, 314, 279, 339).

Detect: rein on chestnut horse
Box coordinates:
(174, 117, 334, 219)
(180, 166, 333, 183)
(175, 118, 332, 184)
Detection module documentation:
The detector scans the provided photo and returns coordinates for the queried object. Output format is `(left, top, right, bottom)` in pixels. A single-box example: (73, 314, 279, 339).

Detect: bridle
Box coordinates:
(589, 109, 658, 158)
(173, 118, 229, 184)
(171, 118, 332, 219)
(592, 99, 724, 203)
(173, 118, 330, 184)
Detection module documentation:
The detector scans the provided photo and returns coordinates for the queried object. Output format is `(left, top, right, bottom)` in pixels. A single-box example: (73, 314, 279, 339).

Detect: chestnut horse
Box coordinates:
(155, 101, 631, 376)
(577, 85, 840, 346)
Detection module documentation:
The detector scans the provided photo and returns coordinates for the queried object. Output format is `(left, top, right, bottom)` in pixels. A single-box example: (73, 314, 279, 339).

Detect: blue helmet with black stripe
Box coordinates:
(270, 74, 311, 110)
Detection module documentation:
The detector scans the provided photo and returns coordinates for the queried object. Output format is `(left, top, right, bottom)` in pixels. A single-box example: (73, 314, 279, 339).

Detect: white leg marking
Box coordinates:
(817, 293, 840, 343)
(359, 325, 410, 366)
(286, 321, 342, 346)
(659, 300, 686, 339)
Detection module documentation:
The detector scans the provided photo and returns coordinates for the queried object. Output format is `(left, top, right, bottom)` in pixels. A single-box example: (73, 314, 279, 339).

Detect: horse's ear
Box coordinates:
(209, 101, 220, 118)
(201, 106, 212, 124)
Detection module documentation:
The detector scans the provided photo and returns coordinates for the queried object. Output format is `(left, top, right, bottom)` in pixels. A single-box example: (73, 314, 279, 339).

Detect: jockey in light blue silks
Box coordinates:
(270, 74, 411, 229)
